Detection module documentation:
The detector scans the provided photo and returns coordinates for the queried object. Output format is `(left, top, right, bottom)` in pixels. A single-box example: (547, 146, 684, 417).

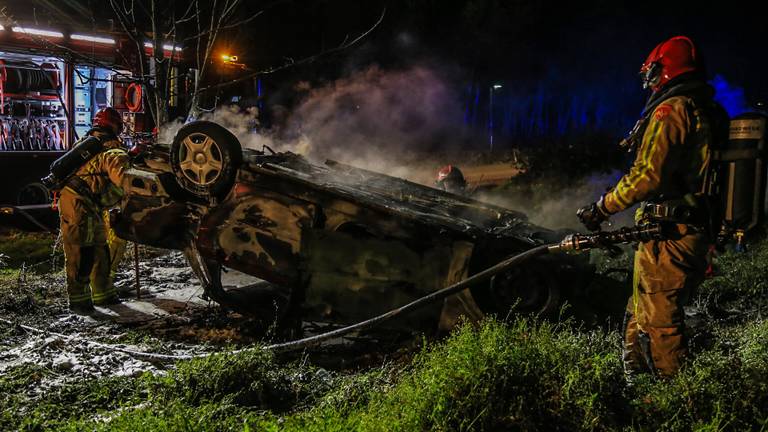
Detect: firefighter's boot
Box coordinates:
(622, 309, 654, 384)
(63, 243, 95, 313)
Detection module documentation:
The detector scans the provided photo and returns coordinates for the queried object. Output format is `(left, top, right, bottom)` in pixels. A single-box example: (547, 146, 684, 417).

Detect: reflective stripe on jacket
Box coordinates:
(68, 131, 129, 208)
(604, 95, 713, 214)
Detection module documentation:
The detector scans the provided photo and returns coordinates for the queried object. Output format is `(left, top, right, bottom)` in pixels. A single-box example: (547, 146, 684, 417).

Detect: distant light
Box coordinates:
(144, 41, 181, 51)
(221, 54, 238, 62)
(71, 34, 115, 44)
(0, 24, 4, 31)
(11, 26, 64, 38)
(493, 84, 503, 90)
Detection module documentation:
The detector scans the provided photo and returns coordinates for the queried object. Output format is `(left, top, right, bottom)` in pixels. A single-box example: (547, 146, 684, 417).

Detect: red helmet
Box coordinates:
(436, 165, 465, 182)
(93, 107, 123, 135)
(640, 36, 699, 92)
(436, 165, 467, 193)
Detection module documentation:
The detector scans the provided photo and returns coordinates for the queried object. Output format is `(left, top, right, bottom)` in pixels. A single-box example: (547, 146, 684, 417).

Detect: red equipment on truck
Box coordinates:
(0, 23, 183, 231)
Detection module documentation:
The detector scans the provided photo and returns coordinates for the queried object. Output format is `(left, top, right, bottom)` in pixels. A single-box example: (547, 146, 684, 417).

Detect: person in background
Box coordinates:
(435, 165, 468, 195)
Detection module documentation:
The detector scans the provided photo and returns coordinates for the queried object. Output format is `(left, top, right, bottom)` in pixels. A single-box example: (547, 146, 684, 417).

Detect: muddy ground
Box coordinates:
(0, 245, 418, 398)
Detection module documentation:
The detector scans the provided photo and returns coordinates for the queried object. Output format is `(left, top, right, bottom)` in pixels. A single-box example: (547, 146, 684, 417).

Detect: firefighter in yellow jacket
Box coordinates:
(59, 107, 129, 313)
(577, 36, 728, 378)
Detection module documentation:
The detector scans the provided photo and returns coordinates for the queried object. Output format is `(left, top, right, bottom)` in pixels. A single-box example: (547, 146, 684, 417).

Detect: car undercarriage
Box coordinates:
(112, 121, 595, 333)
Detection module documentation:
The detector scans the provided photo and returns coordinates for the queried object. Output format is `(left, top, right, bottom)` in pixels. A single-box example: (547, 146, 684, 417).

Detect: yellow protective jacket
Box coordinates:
(59, 130, 129, 246)
(603, 95, 714, 215)
(63, 130, 129, 209)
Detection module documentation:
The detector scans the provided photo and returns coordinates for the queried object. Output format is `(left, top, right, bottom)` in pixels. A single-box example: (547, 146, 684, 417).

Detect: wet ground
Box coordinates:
(0, 248, 416, 394)
(0, 251, 218, 390)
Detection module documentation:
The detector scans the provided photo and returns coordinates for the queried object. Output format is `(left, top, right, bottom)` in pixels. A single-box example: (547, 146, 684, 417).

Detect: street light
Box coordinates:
(489, 83, 502, 152)
(220, 53, 246, 70)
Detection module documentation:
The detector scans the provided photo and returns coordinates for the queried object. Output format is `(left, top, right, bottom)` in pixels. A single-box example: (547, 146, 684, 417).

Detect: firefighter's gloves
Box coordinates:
(577, 196, 612, 232)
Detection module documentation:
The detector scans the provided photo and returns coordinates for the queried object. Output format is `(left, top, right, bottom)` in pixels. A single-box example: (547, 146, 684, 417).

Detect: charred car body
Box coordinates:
(113, 122, 594, 332)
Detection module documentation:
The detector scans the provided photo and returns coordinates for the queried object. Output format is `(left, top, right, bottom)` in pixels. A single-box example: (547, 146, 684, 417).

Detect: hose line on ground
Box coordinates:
(1, 205, 56, 232)
(264, 243, 553, 353)
(0, 243, 554, 360)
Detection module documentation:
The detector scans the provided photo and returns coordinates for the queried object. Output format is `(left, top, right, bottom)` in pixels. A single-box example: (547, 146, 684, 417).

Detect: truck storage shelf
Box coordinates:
(0, 92, 61, 101)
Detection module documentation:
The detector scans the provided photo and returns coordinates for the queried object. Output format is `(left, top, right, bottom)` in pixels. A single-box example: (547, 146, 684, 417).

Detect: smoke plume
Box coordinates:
(158, 65, 635, 231)
(475, 171, 636, 230)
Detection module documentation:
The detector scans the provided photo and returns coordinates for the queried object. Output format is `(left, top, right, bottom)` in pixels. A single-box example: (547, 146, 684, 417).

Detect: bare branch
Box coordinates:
(176, 0, 197, 23)
(221, 0, 241, 22)
(194, 7, 388, 96)
(181, 0, 290, 42)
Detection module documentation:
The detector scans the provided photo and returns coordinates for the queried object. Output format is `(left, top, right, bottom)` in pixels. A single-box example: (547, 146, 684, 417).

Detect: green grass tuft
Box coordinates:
(3, 234, 768, 431)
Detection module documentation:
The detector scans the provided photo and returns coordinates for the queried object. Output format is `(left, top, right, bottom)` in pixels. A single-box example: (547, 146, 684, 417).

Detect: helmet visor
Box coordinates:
(640, 62, 661, 90)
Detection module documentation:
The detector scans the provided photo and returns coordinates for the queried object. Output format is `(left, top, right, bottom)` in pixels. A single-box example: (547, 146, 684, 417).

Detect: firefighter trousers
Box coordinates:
(622, 224, 708, 377)
(105, 209, 127, 285)
(59, 192, 121, 308)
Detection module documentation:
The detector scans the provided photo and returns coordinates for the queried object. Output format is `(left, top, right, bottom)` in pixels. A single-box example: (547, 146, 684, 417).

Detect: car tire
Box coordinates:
(17, 182, 52, 205)
(170, 121, 242, 201)
(470, 257, 562, 318)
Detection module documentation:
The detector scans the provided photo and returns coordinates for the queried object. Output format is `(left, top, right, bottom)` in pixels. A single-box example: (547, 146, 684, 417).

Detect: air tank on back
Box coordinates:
(40, 135, 103, 190)
(715, 113, 767, 245)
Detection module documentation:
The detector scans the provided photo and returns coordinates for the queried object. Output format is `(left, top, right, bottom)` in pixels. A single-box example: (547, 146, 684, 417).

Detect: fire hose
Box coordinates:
(0, 223, 666, 360)
(0, 204, 56, 232)
(264, 223, 665, 353)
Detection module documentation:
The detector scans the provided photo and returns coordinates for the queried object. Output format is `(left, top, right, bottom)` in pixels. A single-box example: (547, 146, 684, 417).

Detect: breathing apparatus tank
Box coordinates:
(712, 113, 768, 247)
(41, 135, 104, 190)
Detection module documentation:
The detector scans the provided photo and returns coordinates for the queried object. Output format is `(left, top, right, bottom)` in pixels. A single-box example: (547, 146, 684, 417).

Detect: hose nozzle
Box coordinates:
(549, 223, 665, 254)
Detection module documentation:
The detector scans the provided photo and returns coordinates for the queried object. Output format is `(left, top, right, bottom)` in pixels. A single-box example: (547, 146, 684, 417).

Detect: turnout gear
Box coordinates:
(582, 36, 728, 377)
(436, 165, 467, 195)
(58, 128, 129, 310)
(623, 224, 708, 377)
(603, 88, 726, 216)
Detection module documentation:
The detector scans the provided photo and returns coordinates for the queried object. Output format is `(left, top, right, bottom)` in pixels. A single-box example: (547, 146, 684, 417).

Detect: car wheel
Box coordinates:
(170, 121, 242, 201)
(471, 257, 562, 318)
(17, 182, 51, 205)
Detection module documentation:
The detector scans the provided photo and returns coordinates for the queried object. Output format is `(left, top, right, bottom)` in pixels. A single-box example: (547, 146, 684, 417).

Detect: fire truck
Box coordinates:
(0, 23, 183, 230)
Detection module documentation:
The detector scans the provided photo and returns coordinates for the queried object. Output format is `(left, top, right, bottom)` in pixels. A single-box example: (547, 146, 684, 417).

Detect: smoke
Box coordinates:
(475, 170, 636, 230)
(159, 65, 467, 181)
(157, 65, 637, 230)
(286, 66, 465, 158)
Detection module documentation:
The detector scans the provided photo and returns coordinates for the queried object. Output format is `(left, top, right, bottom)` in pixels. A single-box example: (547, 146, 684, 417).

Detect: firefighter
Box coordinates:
(577, 36, 728, 378)
(59, 107, 129, 313)
(436, 165, 468, 195)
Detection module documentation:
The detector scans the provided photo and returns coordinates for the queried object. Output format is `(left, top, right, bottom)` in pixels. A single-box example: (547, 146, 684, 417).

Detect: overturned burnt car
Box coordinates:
(113, 122, 595, 332)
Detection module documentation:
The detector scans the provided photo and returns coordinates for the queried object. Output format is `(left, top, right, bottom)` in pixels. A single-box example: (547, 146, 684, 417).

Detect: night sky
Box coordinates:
(217, 0, 766, 141)
(225, 1, 766, 96)
(12, 0, 768, 145)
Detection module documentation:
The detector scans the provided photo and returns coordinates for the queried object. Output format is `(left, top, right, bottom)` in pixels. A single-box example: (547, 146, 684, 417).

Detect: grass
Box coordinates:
(0, 229, 60, 270)
(4, 314, 767, 431)
(2, 234, 768, 431)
